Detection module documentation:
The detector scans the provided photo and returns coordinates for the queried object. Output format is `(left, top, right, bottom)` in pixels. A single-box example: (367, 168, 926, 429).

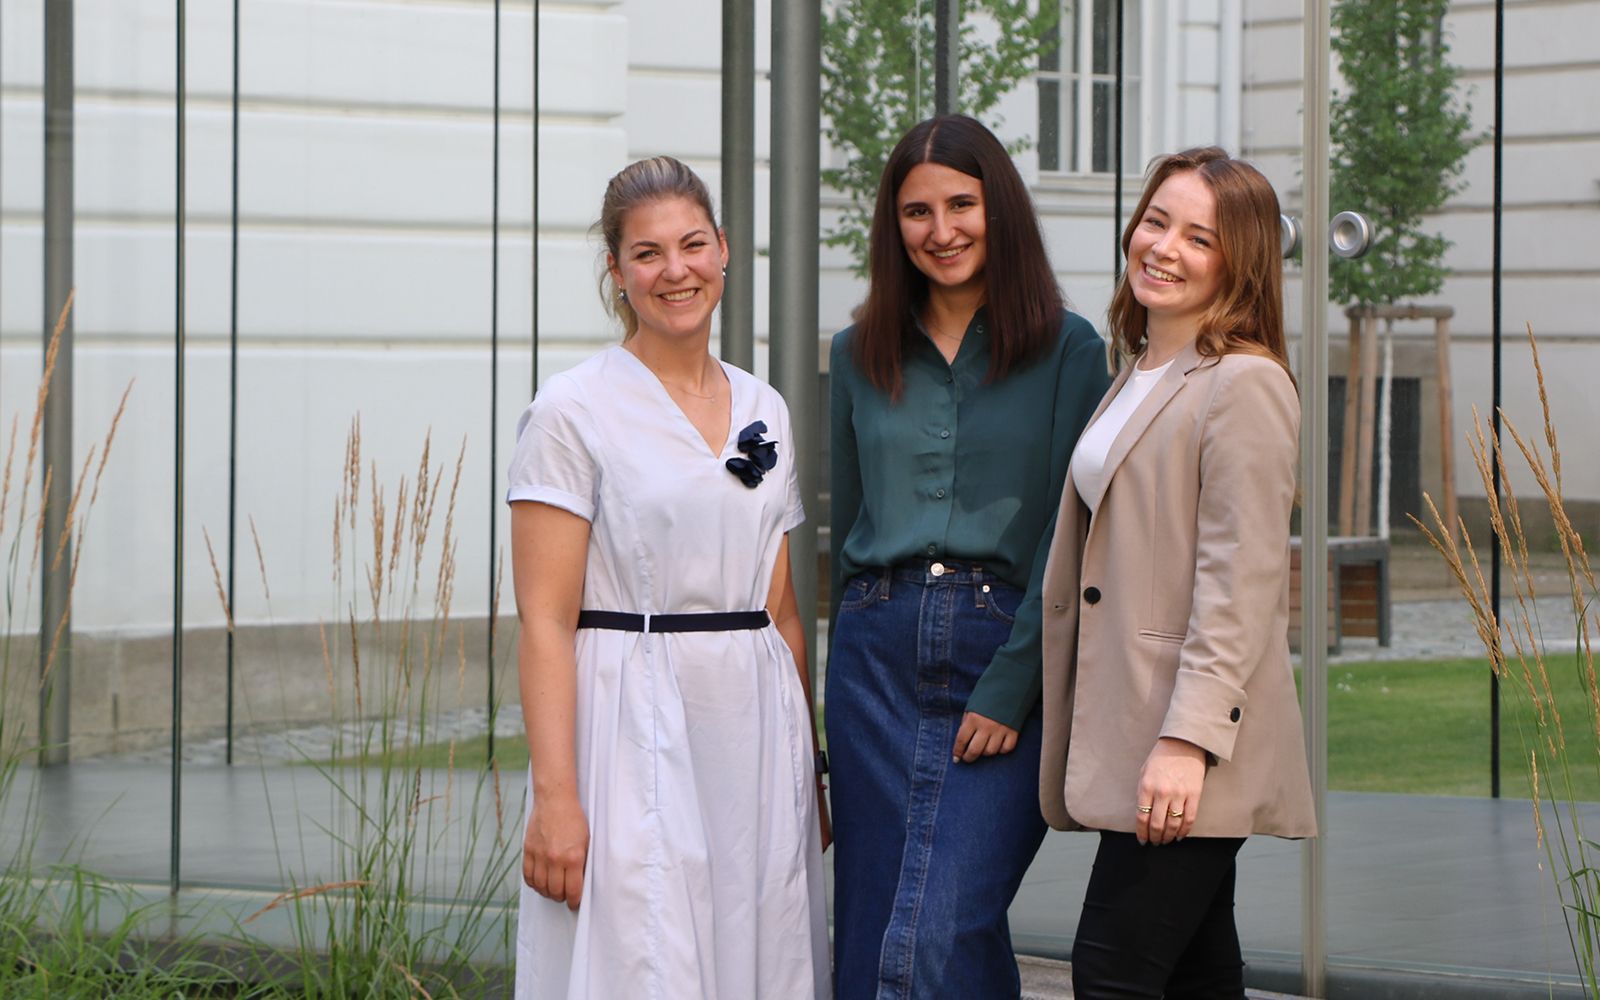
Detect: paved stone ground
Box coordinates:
(1321, 594, 1581, 665)
(1019, 955, 1307, 999)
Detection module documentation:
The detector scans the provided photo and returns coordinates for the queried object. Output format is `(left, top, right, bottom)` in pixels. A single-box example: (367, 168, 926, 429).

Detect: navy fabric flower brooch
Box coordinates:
(726, 420, 778, 488)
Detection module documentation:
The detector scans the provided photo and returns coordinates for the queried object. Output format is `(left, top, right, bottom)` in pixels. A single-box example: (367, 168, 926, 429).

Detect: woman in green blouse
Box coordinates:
(826, 114, 1112, 999)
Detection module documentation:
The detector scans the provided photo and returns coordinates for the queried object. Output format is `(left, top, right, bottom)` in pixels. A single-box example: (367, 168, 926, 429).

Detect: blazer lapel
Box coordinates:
(1081, 340, 1205, 513)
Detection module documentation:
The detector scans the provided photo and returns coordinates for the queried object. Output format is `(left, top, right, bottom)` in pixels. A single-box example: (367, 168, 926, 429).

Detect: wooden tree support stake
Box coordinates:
(1338, 304, 1457, 542)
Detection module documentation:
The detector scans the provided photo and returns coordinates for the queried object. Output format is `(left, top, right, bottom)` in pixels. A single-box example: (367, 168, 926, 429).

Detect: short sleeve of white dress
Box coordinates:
(505, 376, 598, 521)
(775, 399, 806, 534)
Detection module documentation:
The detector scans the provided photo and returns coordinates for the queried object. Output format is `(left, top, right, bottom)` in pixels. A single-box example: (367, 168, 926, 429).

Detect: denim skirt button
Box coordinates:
(930, 562, 947, 577)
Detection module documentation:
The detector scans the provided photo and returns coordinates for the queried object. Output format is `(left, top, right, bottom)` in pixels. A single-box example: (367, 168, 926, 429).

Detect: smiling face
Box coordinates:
(1127, 170, 1225, 334)
(896, 162, 988, 295)
(607, 195, 728, 343)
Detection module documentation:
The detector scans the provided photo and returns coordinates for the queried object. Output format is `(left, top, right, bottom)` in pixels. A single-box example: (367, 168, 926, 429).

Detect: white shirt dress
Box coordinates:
(506, 345, 830, 1000)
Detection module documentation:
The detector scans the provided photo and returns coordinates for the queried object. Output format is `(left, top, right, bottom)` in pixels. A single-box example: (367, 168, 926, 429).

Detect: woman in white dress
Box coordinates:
(506, 156, 831, 1000)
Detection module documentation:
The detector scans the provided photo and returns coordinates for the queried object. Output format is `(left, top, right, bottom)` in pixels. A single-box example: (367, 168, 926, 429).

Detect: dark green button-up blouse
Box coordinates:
(829, 308, 1112, 729)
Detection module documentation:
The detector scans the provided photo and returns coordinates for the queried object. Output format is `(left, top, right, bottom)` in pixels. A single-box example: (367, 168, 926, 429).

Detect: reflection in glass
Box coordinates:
(1091, 81, 1110, 173)
(3, 0, 1585, 991)
(1037, 1, 1140, 176)
(1091, 0, 1111, 76)
(1038, 79, 1061, 172)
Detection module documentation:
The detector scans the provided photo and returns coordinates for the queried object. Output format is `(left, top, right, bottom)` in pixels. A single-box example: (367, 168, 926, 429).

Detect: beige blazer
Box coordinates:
(1038, 341, 1317, 839)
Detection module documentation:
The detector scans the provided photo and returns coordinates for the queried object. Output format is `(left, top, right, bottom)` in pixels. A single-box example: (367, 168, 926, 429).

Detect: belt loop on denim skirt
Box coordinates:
(880, 566, 892, 601)
(973, 578, 988, 609)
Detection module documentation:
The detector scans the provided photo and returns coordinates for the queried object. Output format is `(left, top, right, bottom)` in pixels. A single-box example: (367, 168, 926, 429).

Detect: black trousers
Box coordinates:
(1071, 832, 1249, 1000)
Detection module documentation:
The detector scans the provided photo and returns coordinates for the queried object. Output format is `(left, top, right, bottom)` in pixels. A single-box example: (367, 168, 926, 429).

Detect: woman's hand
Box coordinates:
(524, 794, 590, 911)
(1135, 737, 1208, 845)
(817, 779, 833, 852)
(952, 711, 1020, 763)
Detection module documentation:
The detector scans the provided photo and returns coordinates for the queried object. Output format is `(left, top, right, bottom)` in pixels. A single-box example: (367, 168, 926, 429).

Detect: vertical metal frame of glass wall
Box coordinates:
(1299, 0, 1332, 989)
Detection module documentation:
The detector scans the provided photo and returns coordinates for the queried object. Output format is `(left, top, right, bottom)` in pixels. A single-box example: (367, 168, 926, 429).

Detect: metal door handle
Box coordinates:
(1280, 214, 1302, 258)
(1278, 212, 1377, 259)
(1329, 211, 1375, 259)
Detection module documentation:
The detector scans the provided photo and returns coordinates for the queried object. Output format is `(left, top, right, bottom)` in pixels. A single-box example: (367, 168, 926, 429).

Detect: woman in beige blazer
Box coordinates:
(1038, 148, 1316, 999)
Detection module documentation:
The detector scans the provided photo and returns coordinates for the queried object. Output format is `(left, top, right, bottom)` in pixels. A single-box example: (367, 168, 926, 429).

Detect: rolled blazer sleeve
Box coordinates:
(1160, 357, 1299, 761)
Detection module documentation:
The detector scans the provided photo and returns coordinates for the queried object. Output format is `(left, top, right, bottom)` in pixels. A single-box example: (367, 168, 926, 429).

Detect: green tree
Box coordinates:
(1329, 0, 1472, 306)
(822, 0, 1059, 276)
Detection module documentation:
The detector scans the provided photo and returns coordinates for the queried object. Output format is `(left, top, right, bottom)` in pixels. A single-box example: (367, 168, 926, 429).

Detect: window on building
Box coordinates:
(1038, 0, 1141, 175)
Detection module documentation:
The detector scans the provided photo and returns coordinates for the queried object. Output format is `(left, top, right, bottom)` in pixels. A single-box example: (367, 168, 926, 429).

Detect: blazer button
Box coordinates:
(1229, 707, 1242, 723)
(1083, 586, 1101, 604)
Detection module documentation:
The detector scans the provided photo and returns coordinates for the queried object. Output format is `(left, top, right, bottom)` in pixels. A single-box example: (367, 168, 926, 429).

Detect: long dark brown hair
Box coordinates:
(1109, 147, 1290, 377)
(853, 115, 1063, 397)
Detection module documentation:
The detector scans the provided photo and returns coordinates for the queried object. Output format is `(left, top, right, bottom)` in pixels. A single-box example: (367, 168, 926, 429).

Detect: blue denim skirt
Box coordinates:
(825, 560, 1047, 1000)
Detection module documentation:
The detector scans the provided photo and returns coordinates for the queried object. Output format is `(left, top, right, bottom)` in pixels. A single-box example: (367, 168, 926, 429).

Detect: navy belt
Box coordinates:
(577, 610, 770, 633)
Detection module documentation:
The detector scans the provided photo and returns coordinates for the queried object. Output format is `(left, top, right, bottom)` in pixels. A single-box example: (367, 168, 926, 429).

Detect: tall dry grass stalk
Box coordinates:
(0, 299, 223, 994)
(1410, 325, 1600, 992)
(0, 298, 515, 993)
(220, 419, 515, 996)
(2, 292, 132, 792)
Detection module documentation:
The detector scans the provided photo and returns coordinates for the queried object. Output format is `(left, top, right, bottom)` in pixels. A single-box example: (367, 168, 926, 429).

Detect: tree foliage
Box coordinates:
(821, 0, 1059, 275)
(1329, 0, 1472, 306)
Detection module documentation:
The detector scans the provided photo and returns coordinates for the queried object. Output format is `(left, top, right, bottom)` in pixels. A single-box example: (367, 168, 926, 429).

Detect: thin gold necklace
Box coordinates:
(659, 363, 723, 400)
(664, 380, 720, 400)
(628, 342, 723, 399)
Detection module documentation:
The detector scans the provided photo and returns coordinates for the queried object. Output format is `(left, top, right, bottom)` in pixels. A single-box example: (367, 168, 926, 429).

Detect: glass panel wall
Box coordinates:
(1, 0, 179, 887)
(1317, 0, 1596, 991)
(5, 0, 1598, 993)
(168, 5, 539, 944)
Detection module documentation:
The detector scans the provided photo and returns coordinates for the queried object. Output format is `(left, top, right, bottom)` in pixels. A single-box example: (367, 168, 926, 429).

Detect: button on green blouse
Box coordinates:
(830, 308, 1112, 729)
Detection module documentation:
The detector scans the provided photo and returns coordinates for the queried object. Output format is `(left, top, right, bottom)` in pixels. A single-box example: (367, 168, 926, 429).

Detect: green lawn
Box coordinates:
(375, 736, 520, 772)
(1321, 654, 1600, 798)
(371, 656, 1600, 800)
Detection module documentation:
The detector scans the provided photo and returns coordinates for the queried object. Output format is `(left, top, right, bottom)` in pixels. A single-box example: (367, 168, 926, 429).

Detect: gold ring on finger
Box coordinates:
(1137, 805, 1153, 814)
(1167, 809, 1184, 818)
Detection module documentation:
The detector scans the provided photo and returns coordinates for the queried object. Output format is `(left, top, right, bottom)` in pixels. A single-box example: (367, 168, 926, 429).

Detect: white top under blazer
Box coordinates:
(1072, 355, 1175, 512)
